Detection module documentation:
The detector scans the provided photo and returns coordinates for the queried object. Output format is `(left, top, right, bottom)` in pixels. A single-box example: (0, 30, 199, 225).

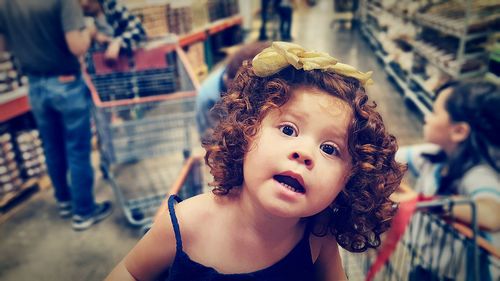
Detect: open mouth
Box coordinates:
(273, 175, 305, 194)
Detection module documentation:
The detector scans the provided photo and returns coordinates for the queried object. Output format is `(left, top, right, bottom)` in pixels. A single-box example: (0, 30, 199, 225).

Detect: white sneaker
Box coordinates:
(72, 201, 113, 231)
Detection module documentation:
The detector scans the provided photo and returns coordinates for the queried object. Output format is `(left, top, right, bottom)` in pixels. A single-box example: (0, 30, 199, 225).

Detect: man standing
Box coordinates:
(0, 0, 112, 230)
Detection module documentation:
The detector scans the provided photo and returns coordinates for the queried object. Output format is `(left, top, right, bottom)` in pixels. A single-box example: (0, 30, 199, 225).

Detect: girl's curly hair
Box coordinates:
(202, 63, 406, 253)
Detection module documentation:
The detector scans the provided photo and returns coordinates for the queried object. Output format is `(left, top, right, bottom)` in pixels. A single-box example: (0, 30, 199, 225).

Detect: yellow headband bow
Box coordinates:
(252, 41, 374, 86)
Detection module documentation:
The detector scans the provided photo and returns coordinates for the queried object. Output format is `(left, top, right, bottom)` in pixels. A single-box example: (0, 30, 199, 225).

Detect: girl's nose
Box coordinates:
(290, 150, 314, 168)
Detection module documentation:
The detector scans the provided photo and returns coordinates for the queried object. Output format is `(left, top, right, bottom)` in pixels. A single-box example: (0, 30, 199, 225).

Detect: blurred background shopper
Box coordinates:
(0, 0, 112, 231)
(79, 0, 146, 62)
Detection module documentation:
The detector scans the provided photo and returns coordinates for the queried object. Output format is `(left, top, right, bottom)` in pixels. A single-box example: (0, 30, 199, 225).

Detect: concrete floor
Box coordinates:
(0, 1, 424, 280)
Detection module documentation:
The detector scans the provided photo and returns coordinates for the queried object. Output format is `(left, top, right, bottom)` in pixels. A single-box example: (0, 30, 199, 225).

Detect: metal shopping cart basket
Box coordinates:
(341, 197, 500, 281)
(84, 36, 203, 228)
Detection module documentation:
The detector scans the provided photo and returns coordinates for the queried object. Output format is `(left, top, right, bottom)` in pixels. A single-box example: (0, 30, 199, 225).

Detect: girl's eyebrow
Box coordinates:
(327, 129, 348, 151)
(280, 110, 307, 121)
(280, 110, 348, 149)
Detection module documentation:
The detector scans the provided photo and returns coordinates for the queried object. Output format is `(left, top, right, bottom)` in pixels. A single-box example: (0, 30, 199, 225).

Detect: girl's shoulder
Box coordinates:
(459, 164, 500, 200)
(309, 221, 346, 279)
(308, 211, 341, 262)
(172, 192, 232, 242)
(464, 164, 499, 179)
(173, 193, 217, 226)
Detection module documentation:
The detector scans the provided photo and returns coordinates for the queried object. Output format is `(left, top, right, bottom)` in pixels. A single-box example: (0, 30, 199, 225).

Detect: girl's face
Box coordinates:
(242, 87, 353, 218)
(423, 88, 459, 153)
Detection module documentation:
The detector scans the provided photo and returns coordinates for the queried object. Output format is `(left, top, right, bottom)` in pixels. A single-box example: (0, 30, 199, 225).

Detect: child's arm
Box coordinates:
(314, 235, 348, 281)
(105, 260, 137, 281)
(452, 197, 500, 232)
(105, 206, 177, 281)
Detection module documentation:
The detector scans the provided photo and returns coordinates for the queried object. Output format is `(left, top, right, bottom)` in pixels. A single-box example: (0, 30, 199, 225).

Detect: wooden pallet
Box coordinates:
(0, 175, 49, 212)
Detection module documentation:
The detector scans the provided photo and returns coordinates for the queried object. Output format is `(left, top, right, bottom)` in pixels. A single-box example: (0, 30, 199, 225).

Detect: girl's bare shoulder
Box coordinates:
(309, 211, 340, 262)
(174, 192, 230, 240)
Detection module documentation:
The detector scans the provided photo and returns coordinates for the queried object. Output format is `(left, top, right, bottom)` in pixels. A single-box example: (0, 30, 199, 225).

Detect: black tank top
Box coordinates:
(166, 195, 316, 281)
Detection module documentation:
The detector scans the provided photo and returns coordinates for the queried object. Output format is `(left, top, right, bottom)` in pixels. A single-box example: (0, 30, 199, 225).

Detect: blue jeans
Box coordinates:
(28, 74, 95, 216)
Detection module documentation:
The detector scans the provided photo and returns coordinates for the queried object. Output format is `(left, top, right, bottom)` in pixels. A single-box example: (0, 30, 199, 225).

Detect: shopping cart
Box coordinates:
(341, 196, 500, 281)
(84, 36, 203, 228)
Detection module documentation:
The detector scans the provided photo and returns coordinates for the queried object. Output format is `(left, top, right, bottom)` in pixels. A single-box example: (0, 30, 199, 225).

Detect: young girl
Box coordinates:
(105, 42, 405, 280)
(396, 81, 500, 280)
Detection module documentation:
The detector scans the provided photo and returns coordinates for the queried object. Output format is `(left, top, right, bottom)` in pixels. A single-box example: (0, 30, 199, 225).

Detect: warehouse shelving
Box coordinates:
(177, 14, 243, 47)
(0, 87, 29, 123)
(360, 0, 497, 117)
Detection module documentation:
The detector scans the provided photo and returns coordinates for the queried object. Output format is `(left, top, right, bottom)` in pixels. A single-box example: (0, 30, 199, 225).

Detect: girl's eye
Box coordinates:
(279, 124, 297, 137)
(320, 143, 339, 156)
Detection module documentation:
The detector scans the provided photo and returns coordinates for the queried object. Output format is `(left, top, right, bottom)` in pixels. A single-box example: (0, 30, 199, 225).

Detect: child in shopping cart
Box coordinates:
(105, 42, 406, 280)
(395, 81, 500, 280)
(397, 81, 500, 231)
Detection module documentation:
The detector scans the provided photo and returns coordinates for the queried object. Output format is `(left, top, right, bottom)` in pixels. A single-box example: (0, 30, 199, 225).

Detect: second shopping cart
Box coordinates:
(85, 36, 203, 228)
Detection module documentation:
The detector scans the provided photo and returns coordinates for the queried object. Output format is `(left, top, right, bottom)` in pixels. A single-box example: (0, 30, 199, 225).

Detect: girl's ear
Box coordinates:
(450, 122, 471, 143)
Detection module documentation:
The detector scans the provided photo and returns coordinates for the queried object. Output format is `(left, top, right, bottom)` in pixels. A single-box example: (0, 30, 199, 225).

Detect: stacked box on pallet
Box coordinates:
(166, 3, 193, 35)
(206, 0, 218, 22)
(207, 0, 239, 22)
(221, 0, 239, 18)
(130, 4, 169, 37)
(191, 0, 209, 30)
(16, 130, 46, 180)
(0, 52, 27, 96)
(0, 132, 22, 196)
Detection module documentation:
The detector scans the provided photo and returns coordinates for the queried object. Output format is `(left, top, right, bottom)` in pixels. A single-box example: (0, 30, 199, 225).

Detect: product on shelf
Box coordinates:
(166, 3, 193, 35)
(130, 4, 169, 37)
(190, 0, 210, 30)
(0, 52, 27, 95)
(412, 39, 486, 76)
(418, 0, 500, 35)
(206, 0, 239, 22)
(16, 129, 46, 180)
(0, 132, 23, 195)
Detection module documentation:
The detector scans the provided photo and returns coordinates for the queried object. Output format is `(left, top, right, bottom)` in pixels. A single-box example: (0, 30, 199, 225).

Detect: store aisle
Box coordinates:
(292, 0, 423, 146)
(0, 1, 424, 281)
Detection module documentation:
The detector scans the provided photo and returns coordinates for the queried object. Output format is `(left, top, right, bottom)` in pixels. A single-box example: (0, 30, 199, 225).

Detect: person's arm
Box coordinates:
(314, 235, 348, 281)
(61, 0, 94, 57)
(105, 260, 137, 281)
(105, 204, 177, 280)
(452, 197, 500, 232)
(101, 1, 146, 60)
(452, 166, 500, 232)
(115, 16, 146, 51)
(65, 26, 94, 57)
